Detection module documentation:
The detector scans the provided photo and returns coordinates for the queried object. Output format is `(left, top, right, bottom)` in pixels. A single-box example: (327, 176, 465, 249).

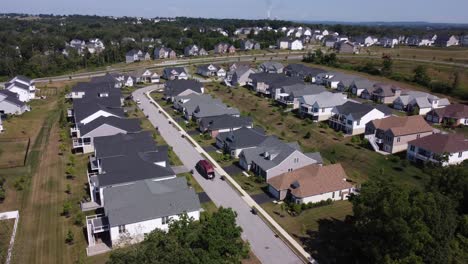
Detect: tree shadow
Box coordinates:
(301, 217, 358, 264)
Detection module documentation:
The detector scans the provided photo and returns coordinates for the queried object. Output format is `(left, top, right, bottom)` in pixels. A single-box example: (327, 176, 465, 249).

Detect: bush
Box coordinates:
(304, 132, 311, 139)
(65, 230, 74, 244)
(62, 201, 72, 217)
(350, 135, 361, 144)
(14, 177, 26, 191)
(74, 212, 85, 226)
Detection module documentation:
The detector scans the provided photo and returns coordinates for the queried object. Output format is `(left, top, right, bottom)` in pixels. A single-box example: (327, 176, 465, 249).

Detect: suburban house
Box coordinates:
(379, 37, 399, 48)
(350, 79, 376, 97)
(277, 38, 290, 49)
(407, 133, 468, 166)
(240, 39, 261, 50)
(129, 69, 157, 84)
(298, 92, 348, 121)
(425, 104, 468, 126)
(162, 67, 188, 80)
(392, 91, 450, 115)
(239, 136, 322, 180)
(323, 35, 338, 48)
(86, 177, 200, 252)
(460, 35, 468, 47)
(335, 41, 359, 53)
(0, 118, 3, 133)
(249, 73, 303, 96)
(70, 116, 141, 154)
(154, 47, 176, 59)
(365, 115, 435, 154)
(259, 62, 284, 74)
(184, 45, 208, 56)
(226, 66, 256, 87)
(289, 39, 304, 50)
(70, 93, 124, 126)
(189, 101, 240, 122)
(216, 127, 267, 158)
(4, 75, 36, 102)
(66, 80, 121, 100)
(274, 84, 327, 109)
(214, 42, 235, 54)
(321, 72, 360, 90)
(267, 164, 355, 204)
(362, 83, 405, 104)
(0, 89, 30, 115)
(283, 64, 326, 82)
(125, 49, 150, 63)
(196, 64, 225, 77)
(199, 115, 253, 138)
(406, 35, 436, 46)
(434, 34, 459, 47)
(164, 79, 204, 102)
(329, 101, 392, 135)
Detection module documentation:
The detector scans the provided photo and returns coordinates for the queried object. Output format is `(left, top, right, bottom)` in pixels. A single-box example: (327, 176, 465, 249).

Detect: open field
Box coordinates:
(207, 83, 431, 188)
(0, 218, 15, 263)
(0, 139, 30, 169)
(363, 45, 468, 64)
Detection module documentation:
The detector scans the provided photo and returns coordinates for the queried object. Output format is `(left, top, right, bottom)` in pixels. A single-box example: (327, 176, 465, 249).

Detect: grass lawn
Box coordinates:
(231, 173, 267, 196)
(0, 218, 15, 263)
(207, 85, 431, 189)
(0, 140, 29, 168)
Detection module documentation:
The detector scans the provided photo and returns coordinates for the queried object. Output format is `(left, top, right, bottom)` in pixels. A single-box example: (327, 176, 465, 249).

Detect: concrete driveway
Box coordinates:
(133, 86, 304, 264)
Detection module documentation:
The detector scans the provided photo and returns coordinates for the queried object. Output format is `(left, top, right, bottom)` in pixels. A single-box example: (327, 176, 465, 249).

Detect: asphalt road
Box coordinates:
(133, 86, 303, 264)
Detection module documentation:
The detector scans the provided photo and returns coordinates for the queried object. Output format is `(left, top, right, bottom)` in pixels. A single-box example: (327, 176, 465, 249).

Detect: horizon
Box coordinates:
(2, 0, 468, 24)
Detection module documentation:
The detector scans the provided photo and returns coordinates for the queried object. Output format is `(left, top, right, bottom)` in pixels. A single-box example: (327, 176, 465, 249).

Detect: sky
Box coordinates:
(2, 0, 468, 24)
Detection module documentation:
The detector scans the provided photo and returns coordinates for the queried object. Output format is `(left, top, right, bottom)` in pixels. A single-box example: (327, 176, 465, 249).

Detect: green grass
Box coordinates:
(231, 173, 267, 196)
(201, 201, 218, 215)
(178, 173, 203, 193)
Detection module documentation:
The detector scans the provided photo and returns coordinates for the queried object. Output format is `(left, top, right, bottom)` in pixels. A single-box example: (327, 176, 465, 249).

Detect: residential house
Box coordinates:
(407, 133, 468, 166)
(214, 42, 235, 54)
(426, 104, 468, 126)
(4, 75, 36, 102)
(434, 34, 459, 47)
(162, 67, 188, 80)
(319, 72, 359, 90)
(71, 116, 141, 154)
(392, 91, 450, 115)
(289, 39, 303, 50)
(184, 45, 207, 56)
(70, 93, 124, 125)
(125, 49, 150, 63)
(226, 66, 256, 87)
(216, 127, 267, 158)
(0, 118, 3, 133)
(248, 73, 303, 96)
(460, 35, 468, 47)
(199, 115, 253, 138)
(196, 64, 225, 78)
(379, 37, 399, 48)
(335, 41, 359, 53)
(267, 164, 355, 204)
(239, 136, 322, 180)
(274, 84, 327, 109)
(154, 47, 176, 59)
(0, 89, 30, 115)
(362, 83, 404, 104)
(259, 62, 284, 74)
(129, 69, 154, 84)
(66, 80, 121, 100)
(164, 79, 204, 102)
(298, 92, 348, 121)
(189, 101, 240, 122)
(322, 35, 338, 48)
(350, 79, 376, 97)
(277, 38, 290, 49)
(329, 101, 392, 135)
(283, 64, 326, 82)
(406, 35, 436, 46)
(365, 115, 434, 154)
(240, 39, 261, 50)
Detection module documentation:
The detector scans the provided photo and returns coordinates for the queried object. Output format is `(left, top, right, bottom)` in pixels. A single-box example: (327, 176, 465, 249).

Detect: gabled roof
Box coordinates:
(6, 81, 30, 91)
(260, 61, 284, 71)
(372, 83, 404, 97)
(94, 131, 157, 159)
(103, 177, 200, 227)
(334, 101, 392, 119)
(249, 73, 304, 88)
(72, 95, 124, 123)
(193, 102, 239, 119)
(163, 67, 187, 77)
(0, 89, 26, 107)
(267, 164, 353, 198)
(200, 115, 252, 131)
(300, 92, 347, 108)
(164, 79, 203, 97)
(126, 49, 141, 56)
(217, 127, 267, 149)
(78, 116, 141, 136)
(431, 104, 468, 119)
(408, 133, 468, 154)
(369, 115, 433, 136)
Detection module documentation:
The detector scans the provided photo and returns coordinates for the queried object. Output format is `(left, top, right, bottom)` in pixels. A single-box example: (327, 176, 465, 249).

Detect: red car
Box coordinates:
(196, 160, 215, 179)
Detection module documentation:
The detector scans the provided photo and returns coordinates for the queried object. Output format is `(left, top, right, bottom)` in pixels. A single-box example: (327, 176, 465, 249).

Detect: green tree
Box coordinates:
(413, 65, 431, 86)
(65, 230, 74, 244)
(381, 56, 393, 76)
(62, 201, 72, 217)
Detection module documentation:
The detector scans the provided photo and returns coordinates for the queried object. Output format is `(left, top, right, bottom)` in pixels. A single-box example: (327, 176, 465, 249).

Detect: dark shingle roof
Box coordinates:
(284, 64, 326, 77)
(200, 115, 252, 131)
(0, 89, 26, 107)
(217, 127, 267, 149)
(164, 79, 203, 97)
(72, 95, 124, 123)
(334, 101, 391, 119)
(409, 133, 468, 154)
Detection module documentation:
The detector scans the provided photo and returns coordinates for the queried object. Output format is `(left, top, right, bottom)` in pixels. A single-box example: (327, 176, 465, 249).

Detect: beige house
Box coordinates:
(365, 115, 435, 154)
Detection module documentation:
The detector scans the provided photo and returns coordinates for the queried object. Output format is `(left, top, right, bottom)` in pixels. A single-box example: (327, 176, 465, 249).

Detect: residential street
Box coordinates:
(132, 86, 304, 264)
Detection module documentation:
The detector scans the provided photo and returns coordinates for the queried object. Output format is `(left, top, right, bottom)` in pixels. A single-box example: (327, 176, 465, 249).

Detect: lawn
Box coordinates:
(0, 139, 29, 168)
(0, 218, 15, 264)
(207, 84, 431, 189)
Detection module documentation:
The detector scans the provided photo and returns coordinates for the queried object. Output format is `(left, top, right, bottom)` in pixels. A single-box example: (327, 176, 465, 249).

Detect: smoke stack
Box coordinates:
(265, 0, 273, 20)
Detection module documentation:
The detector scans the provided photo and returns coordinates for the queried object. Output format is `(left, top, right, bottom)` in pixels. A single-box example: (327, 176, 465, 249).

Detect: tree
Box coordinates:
(108, 208, 249, 264)
(74, 212, 85, 226)
(65, 230, 74, 244)
(413, 65, 431, 86)
(59, 143, 67, 155)
(65, 166, 75, 179)
(66, 184, 71, 194)
(62, 201, 72, 217)
(381, 56, 393, 76)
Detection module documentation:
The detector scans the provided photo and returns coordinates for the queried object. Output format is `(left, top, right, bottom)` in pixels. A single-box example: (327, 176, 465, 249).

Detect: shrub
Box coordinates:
(74, 212, 85, 226)
(304, 132, 311, 139)
(65, 230, 74, 244)
(62, 201, 72, 217)
(14, 177, 26, 191)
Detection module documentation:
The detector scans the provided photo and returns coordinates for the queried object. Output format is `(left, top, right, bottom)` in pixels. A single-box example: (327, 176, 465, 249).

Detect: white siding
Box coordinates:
(297, 188, 353, 204)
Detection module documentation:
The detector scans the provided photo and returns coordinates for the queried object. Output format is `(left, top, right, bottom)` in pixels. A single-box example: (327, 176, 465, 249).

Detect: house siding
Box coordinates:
(296, 188, 352, 204)
(383, 131, 434, 154)
(0, 101, 27, 115)
(265, 151, 316, 180)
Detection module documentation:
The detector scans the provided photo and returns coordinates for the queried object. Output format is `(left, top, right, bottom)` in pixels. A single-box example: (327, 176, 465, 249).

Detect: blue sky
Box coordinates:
(2, 0, 468, 23)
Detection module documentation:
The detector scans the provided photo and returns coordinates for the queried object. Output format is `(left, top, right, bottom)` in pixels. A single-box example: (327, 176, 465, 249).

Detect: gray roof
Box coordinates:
(7, 81, 30, 91)
(250, 73, 304, 88)
(13, 75, 33, 84)
(126, 49, 140, 56)
(94, 131, 157, 159)
(71, 80, 120, 96)
(72, 94, 124, 123)
(216, 127, 267, 149)
(164, 79, 203, 97)
(284, 64, 326, 77)
(281, 84, 327, 97)
(163, 67, 186, 77)
(78, 116, 141, 136)
(0, 89, 26, 107)
(260, 61, 284, 71)
(103, 177, 200, 227)
(193, 102, 240, 119)
(334, 101, 392, 119)
(199, 115, 252, 131)
(305, 152, 323, 164)
(351, 79, 376, 89)
(300, 92, 347, 108)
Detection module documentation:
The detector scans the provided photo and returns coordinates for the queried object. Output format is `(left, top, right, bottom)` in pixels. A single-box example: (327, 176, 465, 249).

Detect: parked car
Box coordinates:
(196, 159, 215, 179)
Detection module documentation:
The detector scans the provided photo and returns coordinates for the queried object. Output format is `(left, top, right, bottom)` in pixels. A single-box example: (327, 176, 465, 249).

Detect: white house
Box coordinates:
(0, 118, 3, 133)
(329, 101, 392, 135)
(299, 92, 348, 122)
(393, 91, 450, 115)
(407, 133, 468, 166)
(289, 39, 304, 50)
(0, 90, 30, 115)
(5, 76, 35, 102)
(267, 164, 355, 204)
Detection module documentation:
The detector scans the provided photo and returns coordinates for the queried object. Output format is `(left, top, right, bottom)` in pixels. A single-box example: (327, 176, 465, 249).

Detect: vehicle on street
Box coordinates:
(196, 159, 215, 179)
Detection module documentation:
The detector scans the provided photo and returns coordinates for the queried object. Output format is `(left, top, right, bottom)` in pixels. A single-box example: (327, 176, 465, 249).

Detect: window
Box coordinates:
(118, 225, 126, 234)
(410, 145, 415, 152)
(416, 134, 420, 139)
(162, 216, 171, 225)
(332, 192, 335, 198)
(356, 120, 360, 126)
(397, 137, 401, 143)
(347, 120, 353, 125)
(459, 152, 463, 158)
(322, 108, 325, 113)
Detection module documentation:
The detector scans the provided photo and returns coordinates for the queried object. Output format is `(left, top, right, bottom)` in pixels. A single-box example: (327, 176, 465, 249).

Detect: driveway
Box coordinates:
(197, 192, 212, 204)
(252, 193, 276, 205)
(133, 86, 303, 264)
(202, 145, 217, 152)
(223, 164, 244, 176)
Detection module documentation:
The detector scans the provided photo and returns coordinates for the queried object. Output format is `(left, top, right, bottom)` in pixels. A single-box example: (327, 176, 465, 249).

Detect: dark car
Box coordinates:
(196, 159, 215, 179)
